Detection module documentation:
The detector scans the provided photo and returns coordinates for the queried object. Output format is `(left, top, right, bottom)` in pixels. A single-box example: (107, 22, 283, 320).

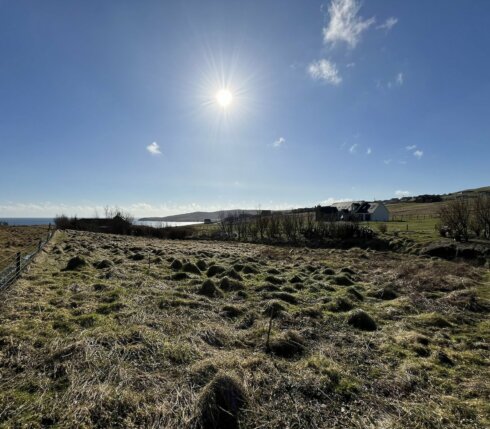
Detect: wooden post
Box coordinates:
(16, 252, 21, 277)
(38, 240, 42, 252)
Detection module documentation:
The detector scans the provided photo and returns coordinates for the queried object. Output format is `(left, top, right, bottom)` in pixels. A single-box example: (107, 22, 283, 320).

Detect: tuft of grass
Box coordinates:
(207, 265, 226, 277)
(182, 262, 201, 275)
(347, 309, 377, 331)
(268, 330, 305, 358)
(219, 277, 244, 292)
(198, 279, 224, 298)
(331, 274, 354, 286)
(194, 372, 247, 429)
(64, 256, 87, 270)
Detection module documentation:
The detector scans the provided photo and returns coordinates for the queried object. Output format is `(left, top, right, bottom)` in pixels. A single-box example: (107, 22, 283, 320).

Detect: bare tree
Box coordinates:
(439, 198, 471, 241)
(266, 212, 281, 239)
(473, 193, 490, 239)
(256, 211, 269, 240)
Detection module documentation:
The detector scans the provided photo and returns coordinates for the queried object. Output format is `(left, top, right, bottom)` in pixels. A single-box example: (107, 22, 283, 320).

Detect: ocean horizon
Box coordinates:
(0, 218, 202, 228)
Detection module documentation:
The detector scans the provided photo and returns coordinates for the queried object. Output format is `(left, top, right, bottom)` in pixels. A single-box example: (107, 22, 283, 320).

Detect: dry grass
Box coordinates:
(0, 226, 50, 270)
(0, 230, 488, 428)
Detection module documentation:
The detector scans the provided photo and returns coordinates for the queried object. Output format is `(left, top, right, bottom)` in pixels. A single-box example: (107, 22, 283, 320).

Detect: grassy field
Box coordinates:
(0, 230, 488, 428)
(386, 202, 445, 219)
(0, 226, 50, 271)
(364, 217, 441, 244)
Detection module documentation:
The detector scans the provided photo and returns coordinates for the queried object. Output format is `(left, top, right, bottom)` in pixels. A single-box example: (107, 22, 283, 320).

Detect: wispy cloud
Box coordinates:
(377, 17, 398, 32)
(349, 143, 358, 154)
(308, 59, 342, 85)
(146, 142, 161, 155)
(413, 150, 424, 159)
(323, 0, 375, 48)
(406, 145, 417, 151)
(384, 159, 392, 165)
(395, 190, 411, 197)
(366, 147, 372, 155)
(387, 72, 404, 88)
(273, 137, 286, 148)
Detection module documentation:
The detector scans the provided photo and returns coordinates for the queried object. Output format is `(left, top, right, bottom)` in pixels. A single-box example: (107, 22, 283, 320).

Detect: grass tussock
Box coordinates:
(0, 229, 487, 428)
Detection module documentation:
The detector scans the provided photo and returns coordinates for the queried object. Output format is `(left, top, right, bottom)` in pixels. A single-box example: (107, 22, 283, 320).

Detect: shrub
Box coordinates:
(377, 223, 388, 234)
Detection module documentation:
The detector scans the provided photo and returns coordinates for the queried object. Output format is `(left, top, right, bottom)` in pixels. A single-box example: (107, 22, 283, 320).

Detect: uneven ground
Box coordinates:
(0, 230, 489, 428)
(0, 226, 50, 271)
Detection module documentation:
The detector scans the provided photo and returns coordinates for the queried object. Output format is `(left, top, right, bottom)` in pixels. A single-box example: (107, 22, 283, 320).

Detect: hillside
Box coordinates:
(139, 209, 259, 223)
(0, 230, 488, 427)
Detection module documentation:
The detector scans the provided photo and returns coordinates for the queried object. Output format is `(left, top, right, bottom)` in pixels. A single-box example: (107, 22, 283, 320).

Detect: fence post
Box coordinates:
(16, 252, 21, 277)
(38, 240, 42, 252)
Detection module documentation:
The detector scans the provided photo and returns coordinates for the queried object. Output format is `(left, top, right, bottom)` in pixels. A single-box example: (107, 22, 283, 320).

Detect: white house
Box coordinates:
(330, 201, 390, 222)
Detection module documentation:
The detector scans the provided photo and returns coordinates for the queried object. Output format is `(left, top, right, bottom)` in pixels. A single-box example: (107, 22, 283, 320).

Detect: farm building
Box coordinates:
(330, 201, 390, 222)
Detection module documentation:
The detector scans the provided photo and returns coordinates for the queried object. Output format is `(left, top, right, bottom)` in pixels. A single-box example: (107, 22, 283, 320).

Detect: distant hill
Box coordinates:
(139, 209, 259, 223)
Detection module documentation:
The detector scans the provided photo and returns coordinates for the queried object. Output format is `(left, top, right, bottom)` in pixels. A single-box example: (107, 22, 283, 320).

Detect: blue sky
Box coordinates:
(1, 0, 489, 217)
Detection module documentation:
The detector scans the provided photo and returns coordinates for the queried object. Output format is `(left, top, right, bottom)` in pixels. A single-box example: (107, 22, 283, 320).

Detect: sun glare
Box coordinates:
(216, 89, 233, 108)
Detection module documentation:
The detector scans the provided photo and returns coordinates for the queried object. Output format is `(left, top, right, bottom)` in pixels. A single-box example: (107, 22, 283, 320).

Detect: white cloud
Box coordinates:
(273, 137, 286, 148)
(413, 150, 423, 159)
(349, 143, 358, 154)
(308, 59, 342, 85)
(377, 17, 398, 32)
(387, 72, 404, 89)
(146, 142, 161, 155)
(406, 145, 417, 151)
(323, 0, 375, 48)
(366, 147, 372, 155)
(383, 159, 392, 165)
(319, 197, 351, 206)
(395, 190, 411, 197)
(396, 72, 404, 85)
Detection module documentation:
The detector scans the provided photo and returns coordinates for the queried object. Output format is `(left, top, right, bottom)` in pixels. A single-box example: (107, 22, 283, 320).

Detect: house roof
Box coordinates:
(330, 201, 384, 214)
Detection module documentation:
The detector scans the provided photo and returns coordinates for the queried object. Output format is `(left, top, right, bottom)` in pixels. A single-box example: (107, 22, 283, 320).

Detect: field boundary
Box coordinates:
(0, 229, 56, 290)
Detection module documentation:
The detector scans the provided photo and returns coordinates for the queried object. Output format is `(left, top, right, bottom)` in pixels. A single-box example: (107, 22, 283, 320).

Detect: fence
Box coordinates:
(390, 214, 441, 222)
(0, 229, 56, 291)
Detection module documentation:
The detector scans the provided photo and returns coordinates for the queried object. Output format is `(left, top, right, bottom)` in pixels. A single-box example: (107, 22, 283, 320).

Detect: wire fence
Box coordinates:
(0, 229, 56, 291)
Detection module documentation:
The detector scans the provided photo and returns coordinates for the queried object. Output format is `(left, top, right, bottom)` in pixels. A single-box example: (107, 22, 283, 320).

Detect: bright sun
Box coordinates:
(216, 89, 233, 108)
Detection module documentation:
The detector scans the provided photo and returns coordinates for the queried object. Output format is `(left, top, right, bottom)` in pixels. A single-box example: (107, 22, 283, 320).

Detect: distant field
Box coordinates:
(386, 201, 445, 219)
(0, 230, 488, 427)
(0, 226, 50, 270)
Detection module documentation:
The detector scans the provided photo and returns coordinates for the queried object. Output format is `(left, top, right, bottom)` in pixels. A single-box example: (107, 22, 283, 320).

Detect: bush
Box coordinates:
(377, 223, 388, 234)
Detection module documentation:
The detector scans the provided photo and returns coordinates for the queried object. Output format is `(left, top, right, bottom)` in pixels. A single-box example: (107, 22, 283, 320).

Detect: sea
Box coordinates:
(0, 218, 202, 228)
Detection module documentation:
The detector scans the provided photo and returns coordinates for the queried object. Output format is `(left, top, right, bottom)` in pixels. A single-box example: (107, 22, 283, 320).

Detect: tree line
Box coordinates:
(217, 210, 375, 243)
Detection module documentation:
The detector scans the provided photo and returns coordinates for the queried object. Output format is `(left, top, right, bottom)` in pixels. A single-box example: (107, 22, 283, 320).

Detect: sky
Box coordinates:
(1, 0, 489, 217)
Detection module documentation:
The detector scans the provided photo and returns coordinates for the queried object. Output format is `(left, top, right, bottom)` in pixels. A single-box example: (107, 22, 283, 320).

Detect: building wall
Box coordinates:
(371, 204, 390, 221)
